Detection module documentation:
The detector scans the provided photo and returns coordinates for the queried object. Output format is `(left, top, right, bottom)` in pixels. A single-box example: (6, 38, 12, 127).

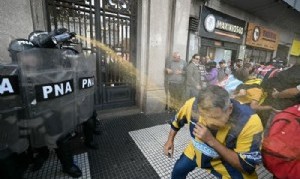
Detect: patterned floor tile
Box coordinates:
(129, 124, 273, 179)
(23, 151, 91, 179)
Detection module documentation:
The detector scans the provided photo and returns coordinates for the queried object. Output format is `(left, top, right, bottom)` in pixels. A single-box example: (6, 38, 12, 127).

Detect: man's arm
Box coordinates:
(181, 60, 187, 75)
(165, 60, 173, 74)
(165, 68, 173, 74)
(164, 99, 192, 157)
(163, 128, 178, 158)
(272, 85, 300, 99)
(250, 100, 273, 111)
(207, 137, 244, 170)
(193, 124, 244, 171)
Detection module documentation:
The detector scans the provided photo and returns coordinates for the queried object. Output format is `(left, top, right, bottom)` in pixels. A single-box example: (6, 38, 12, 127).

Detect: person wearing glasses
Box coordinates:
(185, 54, 206, 100)
(164, 85, 263, 179)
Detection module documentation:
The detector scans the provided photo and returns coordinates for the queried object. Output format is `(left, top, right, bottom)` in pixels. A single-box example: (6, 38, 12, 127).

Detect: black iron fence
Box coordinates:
(46, 0, 137, 108)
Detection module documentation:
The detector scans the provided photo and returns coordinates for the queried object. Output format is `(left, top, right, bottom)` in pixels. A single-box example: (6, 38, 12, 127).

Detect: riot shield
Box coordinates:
(0, 64, 29, 153)
(75, 54, 96, 124)
(18, 49, 77, 148)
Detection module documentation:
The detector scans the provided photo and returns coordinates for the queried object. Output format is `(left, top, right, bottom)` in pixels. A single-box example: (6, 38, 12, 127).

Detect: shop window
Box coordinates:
(266, 51, 272, 62)
(245, 47, 273, 64)
(259, 51, 266, 63)
(224, 50, 232, 62)
(277, 44, 289, 62)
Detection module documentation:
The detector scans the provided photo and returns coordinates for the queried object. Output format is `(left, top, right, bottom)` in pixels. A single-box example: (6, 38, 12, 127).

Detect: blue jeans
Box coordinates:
(172, 154, 197, 179)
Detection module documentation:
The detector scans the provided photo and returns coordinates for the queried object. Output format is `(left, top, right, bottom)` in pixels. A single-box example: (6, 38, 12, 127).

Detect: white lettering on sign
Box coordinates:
(42, 81, 73, 99)
(215, 20, 244, 35)
(0, 78, 14, 94)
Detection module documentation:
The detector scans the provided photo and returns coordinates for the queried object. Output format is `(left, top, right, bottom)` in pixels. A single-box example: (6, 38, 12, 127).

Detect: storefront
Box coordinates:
(244, 22, 279, 64)
(198, 6, 246, 64)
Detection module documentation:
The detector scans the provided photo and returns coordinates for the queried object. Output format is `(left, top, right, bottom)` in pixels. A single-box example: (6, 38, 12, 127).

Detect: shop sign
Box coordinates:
(245, 22, 279, 51)
(200, 6, 246, 44)
(215, 20, 244, 35)
(290, 39, 300, 56)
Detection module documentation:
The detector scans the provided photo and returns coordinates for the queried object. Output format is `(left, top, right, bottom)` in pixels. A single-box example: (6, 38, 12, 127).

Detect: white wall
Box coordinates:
(0, 0, 34, 64)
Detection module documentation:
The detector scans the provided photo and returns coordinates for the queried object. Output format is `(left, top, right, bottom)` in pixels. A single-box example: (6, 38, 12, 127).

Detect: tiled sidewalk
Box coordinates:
(23, 112, 273, 179)
(130, 124, 273, 179)
(24, 152, 91, 179)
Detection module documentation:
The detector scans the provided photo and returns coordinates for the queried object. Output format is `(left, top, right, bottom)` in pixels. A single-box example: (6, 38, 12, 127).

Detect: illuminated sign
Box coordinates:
(215, 20, 244, 35)
(199, 6, 246, 44)
(204, 14, 216, 32)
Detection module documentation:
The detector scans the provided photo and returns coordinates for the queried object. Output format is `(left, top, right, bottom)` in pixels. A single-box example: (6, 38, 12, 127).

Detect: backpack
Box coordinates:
(262, 104, 300, 179)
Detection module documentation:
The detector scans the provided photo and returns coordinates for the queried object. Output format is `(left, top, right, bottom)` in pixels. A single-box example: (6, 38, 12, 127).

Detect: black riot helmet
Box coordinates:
(28, 30, 48, 46)
(8, 38, 34, 63)
(28, 28, 74, 48)
(28, 30, 57, 48)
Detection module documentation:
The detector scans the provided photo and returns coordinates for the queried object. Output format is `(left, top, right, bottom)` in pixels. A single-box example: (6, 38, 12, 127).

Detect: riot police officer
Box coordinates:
(5, 37, 83, 178)
(0, 39, 34, 179)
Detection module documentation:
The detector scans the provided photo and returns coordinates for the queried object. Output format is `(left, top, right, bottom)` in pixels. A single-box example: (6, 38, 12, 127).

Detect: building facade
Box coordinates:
(188, 0, 300, 65)
(1, 0, 300, 114)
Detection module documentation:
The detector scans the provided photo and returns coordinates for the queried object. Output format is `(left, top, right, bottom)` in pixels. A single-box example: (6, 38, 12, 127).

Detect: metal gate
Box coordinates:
(45, 0, 137, 109)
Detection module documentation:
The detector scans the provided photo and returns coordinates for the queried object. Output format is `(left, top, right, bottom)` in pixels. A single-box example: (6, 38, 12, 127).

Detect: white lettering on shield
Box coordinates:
(42, 81, 73, 99)
(82, 78, 94, 89)
(0, 78, 14, 94)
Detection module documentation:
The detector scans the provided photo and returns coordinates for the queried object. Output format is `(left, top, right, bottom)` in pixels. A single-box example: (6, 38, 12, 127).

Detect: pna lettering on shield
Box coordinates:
(43, 81, 73, 99)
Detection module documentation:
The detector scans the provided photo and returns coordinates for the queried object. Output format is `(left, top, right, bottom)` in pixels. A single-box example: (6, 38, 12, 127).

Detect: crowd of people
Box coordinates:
(164, 52, 300, 179)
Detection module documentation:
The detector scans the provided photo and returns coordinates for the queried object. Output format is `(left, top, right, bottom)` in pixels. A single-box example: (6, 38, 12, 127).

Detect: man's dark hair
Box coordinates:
(260, 62, 266, 65)
(192, 54, 200, 59)
(198, 85, 230, 111)
(233, 68, 249, 82)
(219, 60, 225, 65)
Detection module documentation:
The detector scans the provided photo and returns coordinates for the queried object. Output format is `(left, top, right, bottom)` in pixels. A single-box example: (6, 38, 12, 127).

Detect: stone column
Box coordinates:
(171, 0, 192, 61)
(30, 0, 47, 31)
(136, 0, 192, 114)
(137, 0, 173, 113)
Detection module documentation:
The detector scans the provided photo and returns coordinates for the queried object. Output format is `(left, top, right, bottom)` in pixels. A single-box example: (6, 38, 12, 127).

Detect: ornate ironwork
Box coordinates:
(103, 0, 132, 14)
(46, 0, 137, 109)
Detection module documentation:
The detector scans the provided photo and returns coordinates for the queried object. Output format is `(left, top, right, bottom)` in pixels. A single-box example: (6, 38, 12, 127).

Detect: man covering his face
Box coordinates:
(164, 85, 263, 179)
